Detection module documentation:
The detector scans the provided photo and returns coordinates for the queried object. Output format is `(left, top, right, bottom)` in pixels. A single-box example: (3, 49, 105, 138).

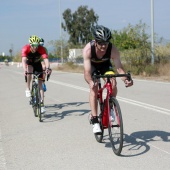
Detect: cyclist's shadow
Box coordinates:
(104, 130, 170, 157)
(42, 102, 90, 122)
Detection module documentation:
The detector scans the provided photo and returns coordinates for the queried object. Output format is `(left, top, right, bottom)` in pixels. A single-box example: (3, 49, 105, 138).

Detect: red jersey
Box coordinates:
(21, 44, 48, 63)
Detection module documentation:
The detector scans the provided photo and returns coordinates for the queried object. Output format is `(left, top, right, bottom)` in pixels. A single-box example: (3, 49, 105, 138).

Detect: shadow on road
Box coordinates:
(95, 130, 170, 157)
(42, 102, 90, 122)
(123, 130, 169, 157)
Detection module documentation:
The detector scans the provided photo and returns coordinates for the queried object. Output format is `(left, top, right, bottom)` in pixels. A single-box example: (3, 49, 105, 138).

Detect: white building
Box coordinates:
(68, 49, 83, 62)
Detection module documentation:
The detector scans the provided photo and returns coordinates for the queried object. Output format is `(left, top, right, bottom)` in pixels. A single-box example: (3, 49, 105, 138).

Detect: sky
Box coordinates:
(0, 0, 170, 55)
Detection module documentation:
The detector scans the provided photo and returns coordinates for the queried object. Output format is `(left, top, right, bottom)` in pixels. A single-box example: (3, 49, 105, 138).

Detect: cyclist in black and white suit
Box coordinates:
(83, 25, 133, 133)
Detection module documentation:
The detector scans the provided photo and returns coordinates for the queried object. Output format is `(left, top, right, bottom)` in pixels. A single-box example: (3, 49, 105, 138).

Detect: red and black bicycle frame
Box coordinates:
(97, 78, 113, 128)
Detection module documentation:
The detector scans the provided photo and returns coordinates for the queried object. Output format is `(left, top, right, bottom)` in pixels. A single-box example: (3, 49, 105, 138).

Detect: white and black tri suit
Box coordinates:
(90, 40, 114, 75)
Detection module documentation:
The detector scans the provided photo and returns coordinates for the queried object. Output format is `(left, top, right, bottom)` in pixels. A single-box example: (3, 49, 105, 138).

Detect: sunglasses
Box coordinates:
(31, 44, 39, 47)
(97, 41, 109, 46)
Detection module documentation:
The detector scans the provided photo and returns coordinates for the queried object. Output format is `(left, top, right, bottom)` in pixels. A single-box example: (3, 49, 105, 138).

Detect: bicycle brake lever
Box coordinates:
(47, 74, 50, 81)
(127, 71, 132, 81)
(125, 71, 132, 88)
(46, 69, 52, 81)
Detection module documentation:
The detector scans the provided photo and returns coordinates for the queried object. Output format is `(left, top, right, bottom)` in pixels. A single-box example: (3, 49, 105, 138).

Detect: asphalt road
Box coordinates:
(0, 64, 170, 170)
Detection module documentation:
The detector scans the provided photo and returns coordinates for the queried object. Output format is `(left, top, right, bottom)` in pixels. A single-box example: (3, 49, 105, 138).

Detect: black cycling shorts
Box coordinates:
(26, 60, 43, 79)
(91, 61, 114, 76)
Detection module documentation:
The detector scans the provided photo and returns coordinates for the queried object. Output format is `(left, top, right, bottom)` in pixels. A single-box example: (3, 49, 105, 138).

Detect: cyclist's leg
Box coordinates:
(90, 67, 98, 118)
(102, 62, 117, 97)
(110, 78, 117, 97)
(41, 59, 46, 81)
(26, 65, 33, 90)
(41, 60, 47, 91)
(89, 84, 98, 118)
(39, 79, 44, 102)
(90, 68, 101, 133)
(25, 60, 33, 97)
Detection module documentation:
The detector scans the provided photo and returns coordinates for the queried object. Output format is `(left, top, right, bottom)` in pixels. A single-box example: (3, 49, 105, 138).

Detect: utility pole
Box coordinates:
(59, 0, 63, 63)
(151, 0, 154, 64)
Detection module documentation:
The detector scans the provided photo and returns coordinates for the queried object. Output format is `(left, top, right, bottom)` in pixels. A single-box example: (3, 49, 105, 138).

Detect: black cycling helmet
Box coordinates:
(39, 38, 44, 46)
(93, 25, 112, 42)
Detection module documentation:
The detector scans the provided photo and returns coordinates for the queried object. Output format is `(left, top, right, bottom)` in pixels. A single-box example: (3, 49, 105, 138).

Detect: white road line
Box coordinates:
(117, 97, 170, 115)
(9, 70, 170, 115)
(49, 79, 170, 116)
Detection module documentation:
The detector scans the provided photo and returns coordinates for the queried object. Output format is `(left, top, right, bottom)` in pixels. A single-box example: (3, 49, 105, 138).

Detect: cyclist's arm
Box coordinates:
(111, 46, 127, 81)
(22, 57, 27, 72)
(43, 58, 50, 70)
(111, 46, 133, 86)
(21, 46, 28, 73)
(40, 46, 50, 70)
(83, 43, 93, 84)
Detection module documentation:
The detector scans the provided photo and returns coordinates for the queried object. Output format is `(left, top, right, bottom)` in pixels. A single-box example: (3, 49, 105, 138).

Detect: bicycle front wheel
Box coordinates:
(36, 85, 42, 122)
(31, 87, 38, 117)
(94, 99, 104, 143)
(108, 97, 123, 156)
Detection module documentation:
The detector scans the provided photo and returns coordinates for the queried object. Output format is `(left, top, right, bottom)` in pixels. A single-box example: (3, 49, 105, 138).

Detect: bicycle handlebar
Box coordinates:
(25, 71, 51, 82)
(92, 72, 132, 83)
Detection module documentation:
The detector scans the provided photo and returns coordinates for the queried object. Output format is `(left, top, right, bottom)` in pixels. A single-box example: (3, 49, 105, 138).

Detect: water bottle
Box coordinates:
(42, 83, 47, 92)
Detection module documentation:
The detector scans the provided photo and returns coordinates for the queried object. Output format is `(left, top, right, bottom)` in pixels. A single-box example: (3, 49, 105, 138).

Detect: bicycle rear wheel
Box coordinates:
(94, 100, 104, 143)
(108, 97, 123, 156)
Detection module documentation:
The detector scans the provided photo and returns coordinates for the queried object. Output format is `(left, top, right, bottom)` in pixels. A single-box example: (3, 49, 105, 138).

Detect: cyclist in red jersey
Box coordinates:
(83, 25, 133, 133)
(21, 35, 51, 113)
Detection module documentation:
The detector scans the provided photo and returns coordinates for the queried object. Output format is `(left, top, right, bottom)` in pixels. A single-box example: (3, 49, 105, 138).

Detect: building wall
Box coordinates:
(69, 49, 83, 61)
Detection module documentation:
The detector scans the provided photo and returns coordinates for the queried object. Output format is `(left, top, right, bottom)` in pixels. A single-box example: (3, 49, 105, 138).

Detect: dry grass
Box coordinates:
(157, 63, 170, 81)
(54, 62, 84, 73)
(158, 63, 170, 76)
(53, 62, 170, 82)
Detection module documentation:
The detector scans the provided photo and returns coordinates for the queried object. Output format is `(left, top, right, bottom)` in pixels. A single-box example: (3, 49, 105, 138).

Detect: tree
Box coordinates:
(48, 38, 70, 62)
(62, 5, 98, 45)
(110, 20, 152, 72)
(111, 20, 150, 51)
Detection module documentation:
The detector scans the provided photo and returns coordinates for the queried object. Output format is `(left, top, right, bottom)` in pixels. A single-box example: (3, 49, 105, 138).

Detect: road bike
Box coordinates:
(90, 71, 132, 156)
(25, 71, 50, 122)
